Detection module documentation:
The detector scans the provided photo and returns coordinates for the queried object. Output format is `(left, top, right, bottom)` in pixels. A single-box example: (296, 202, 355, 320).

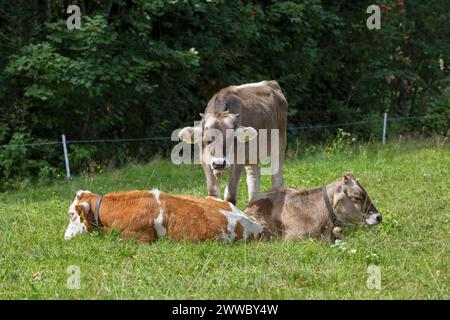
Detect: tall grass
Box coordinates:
(0, 137, 448, 299)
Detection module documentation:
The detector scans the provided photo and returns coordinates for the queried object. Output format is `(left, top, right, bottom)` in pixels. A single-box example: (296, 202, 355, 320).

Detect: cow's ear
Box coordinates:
(235, 126, 258, 142)
(333, 186, 347, 207)
(178, 126, 202, 144)
(342, 172, 355, 183)
(74, 204, 84, 216)
(74, 202, 90, 221)
(75, 202, 90, 214)
(228, 113, 240, 124)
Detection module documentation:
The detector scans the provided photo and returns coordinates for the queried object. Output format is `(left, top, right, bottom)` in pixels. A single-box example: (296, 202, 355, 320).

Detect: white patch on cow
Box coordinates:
(80, 201, 90, 212)
(76, 190, 91, 198)
(149, 189, 166, 237)
(245, 166, 259, 201)
(154, 208, 166, 237)
(204, 116, 218, 129)
(223, 186, 230, 202)
(235, 81, 266, 89)
(220, 203, 263, 242)
(149, 188, 161, 204)
(64, 192, 89, 240)
(64, 218, 87, 240)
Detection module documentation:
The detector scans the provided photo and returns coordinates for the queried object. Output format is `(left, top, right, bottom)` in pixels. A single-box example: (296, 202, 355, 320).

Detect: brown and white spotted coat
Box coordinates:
(64, 189, 263, 243)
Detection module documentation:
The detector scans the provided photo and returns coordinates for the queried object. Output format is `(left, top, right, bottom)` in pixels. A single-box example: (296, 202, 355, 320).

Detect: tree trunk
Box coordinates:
(80, 0, 87, 15)
(46, 0, 52, 21)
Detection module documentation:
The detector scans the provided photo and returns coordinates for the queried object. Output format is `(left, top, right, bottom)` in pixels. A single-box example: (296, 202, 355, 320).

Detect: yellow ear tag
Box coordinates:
(242, 135, 250, 142)
(79, 212, 86, 223)
(189, 136, 195, 144)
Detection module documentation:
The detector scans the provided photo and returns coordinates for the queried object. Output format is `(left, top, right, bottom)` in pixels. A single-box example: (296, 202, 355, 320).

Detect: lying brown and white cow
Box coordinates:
(244, 173, 382, 242)
(64, 189, 263, 242)
(179, 80, 288, 205)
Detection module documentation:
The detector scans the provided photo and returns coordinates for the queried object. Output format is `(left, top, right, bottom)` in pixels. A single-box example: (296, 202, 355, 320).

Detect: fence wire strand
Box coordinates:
(0, 114, 447, 149)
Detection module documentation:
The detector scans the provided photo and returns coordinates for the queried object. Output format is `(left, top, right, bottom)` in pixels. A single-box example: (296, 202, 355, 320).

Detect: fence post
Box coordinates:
(382, 112, 388, 145)
(62, 134, 71, 178)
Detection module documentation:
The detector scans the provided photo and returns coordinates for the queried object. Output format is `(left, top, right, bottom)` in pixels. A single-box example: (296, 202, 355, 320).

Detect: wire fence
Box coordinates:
(289, 119, 376, 131)
(0, 136, 172, 148)
(289, 114, 447, 131)
(0, 113, 448, 178)
(1, 113, 447, 149)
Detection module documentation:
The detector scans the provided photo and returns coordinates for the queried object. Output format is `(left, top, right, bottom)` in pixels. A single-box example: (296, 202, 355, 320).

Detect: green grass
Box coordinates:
(0, 137, 449, 299)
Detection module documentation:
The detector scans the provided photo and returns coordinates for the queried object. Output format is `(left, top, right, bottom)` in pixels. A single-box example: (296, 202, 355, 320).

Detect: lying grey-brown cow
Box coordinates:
(244, 172, 382, 241)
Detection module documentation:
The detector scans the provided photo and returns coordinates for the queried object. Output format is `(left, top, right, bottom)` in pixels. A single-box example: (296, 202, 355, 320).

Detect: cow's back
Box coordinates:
(154, 193, 263, 242)
(205, 80, 287, 130)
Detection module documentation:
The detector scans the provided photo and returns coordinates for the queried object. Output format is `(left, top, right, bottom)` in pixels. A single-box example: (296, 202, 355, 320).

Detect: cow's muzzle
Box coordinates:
(365, 212, 382, 225)
(211, 158, 228, 170)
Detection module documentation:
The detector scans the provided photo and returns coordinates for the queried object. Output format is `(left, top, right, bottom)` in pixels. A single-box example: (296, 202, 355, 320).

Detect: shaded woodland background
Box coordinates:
(0, 0, 448, 182)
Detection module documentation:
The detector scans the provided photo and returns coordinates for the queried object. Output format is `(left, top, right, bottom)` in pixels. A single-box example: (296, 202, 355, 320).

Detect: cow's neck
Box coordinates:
(290, 185, 337, 227)
(323, 183, 338, 226)
(86, 194, 113, 230)
(84, 194, 104, 228)
(325, 182, 339, 225)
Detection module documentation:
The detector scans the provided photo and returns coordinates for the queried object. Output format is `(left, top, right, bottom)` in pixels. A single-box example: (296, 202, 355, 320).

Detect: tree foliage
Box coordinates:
(0, 0, 448, 181)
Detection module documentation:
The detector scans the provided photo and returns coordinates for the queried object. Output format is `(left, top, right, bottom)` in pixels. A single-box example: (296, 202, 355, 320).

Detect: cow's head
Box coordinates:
(332, 173, 382, 226)
(179, 112, 257, 174)
(64, 190, 94, 240)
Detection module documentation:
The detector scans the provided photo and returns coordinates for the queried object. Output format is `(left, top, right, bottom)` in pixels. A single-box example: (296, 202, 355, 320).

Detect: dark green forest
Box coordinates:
(0, 0, 449, 182)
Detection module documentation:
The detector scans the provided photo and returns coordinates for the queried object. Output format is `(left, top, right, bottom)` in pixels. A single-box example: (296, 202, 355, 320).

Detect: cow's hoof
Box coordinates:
(332, 226, 345, 240)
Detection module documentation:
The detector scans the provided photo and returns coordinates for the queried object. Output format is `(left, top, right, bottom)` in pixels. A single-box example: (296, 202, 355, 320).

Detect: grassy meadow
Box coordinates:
(0, 137, 448, 299)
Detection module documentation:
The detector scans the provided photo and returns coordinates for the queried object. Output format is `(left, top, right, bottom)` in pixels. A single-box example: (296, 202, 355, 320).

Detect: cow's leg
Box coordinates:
(120, 228, 156, 243)
(224, 164, 244, 205)
(271, 161, 283, 188)
(271, 138, 285, 188)
(245, 165, 260, 201)
(202, 163, 221, 198)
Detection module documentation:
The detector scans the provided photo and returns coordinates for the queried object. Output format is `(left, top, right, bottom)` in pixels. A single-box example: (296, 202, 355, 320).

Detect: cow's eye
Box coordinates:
(353, 197, 364, 203)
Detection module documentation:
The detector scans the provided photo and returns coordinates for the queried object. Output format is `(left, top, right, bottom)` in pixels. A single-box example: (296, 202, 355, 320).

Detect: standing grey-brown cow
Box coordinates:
(179, 80, 288, 205)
